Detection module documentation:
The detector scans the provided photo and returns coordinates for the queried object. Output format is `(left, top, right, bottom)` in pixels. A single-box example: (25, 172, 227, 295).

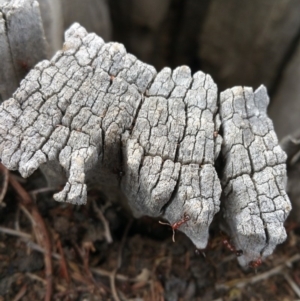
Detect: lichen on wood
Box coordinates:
(0, 23, 291, 266)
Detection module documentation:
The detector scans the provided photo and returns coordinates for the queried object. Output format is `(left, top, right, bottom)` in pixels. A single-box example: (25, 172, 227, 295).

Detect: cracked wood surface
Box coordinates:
(0, 23, 291, 266)
(220, 86, 291, 266)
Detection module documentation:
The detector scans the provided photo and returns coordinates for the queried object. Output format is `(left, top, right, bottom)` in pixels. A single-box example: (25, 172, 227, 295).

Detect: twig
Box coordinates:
(117, 219, 133, 269)
(110, 269, 121, 301)
(9, 175, 53, 301)
(0, 163, 9, 205)
(91, 267, 130, 282)
(29, 186, 59, 196)
(110, 219, 133, 301)
(92, 201, 113, 244)
(56, 237, 70, 283)
(19, 204, 36, 225)
(14, 206, 20, 231)
(24, 240, 61, 260)
(26, 272, 46, 284)
(26, 273, 65, 292)
(12, 284, 27, 301)
(216, 253, 300, 290)
(74, 243, 98, 288)
(284, 273, 300, 298)
(23, 238, 130, 282)
(0, 226, 32, 239)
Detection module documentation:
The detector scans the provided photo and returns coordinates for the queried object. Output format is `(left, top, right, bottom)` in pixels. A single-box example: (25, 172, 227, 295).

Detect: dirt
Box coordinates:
(0, 167, 299, 301)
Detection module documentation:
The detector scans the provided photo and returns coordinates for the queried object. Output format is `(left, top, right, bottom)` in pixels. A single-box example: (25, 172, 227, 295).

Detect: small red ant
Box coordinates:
(159, 212, 190, 242)
(222, 238, 243, 257)
(249, 257, 262, 269)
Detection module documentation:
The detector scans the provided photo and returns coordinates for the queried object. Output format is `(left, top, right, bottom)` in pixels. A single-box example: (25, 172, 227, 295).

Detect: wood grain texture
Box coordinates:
(219, 86, 291, 266)
(0, 23, 290, 266)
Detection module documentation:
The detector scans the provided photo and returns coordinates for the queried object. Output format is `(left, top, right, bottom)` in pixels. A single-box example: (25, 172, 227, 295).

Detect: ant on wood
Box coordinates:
(249, 257, 262, 269)
(222, 237, 243, 257)
(159, 212, 190, 242)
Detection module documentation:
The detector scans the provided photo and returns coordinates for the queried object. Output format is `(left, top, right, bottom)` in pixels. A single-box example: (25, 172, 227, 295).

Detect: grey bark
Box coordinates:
(0, 0, 48, 101)
(0, 23, 290, 266)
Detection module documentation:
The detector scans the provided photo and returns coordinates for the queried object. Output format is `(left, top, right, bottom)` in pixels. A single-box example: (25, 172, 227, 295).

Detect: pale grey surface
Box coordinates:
(0, 11, 18, 101)
(0, 23, 290, 265)
(0, 0, 48, 101)
(219, 85, 291, 266)
(122, 67, 222, 248)
(37, 0, 63, 56)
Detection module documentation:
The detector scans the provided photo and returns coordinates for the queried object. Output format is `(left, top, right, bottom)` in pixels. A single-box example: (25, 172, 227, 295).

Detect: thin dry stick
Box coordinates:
(29, 187, 59, 196)
(91, 267, 130, 282)
(284, 272, 300, 298)
(56, 237, 70, 283)
(1, 225, 134, 290)
(14, 206, 20, 231)
(9, 175, 53, 301)
(12, 284, 27, 301)
(92, 201, 113, 244)
(216, 253, 300, 289)
(110, 219, 133, 301)
(74, 243, 98, 289)
(0, 226, 32, 239)
(23, 237, 129, 282)
(0, 163, 9, 205)
(19, 204, 36, 225)
(117, 219, 133, 269)
(110, 270, 120, 301)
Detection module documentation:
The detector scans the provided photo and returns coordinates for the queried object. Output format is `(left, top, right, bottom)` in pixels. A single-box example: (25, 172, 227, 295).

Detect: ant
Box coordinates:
(249, 257, 262, 269)
(109, 75, 115, 84)
(159, 212, 190, 242)
(222, 238, 243, 257)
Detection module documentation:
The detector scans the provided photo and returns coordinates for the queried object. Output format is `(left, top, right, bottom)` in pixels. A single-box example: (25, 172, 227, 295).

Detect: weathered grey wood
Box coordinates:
(0, 11, 18, 101)
(37, 0, 63, 56)
(0, 23, 222, 252)
(219, 86, 291, 266)
(0, 0, 48, 101)
(0, 23, 290, 265)
(122, 67, 222, 248)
